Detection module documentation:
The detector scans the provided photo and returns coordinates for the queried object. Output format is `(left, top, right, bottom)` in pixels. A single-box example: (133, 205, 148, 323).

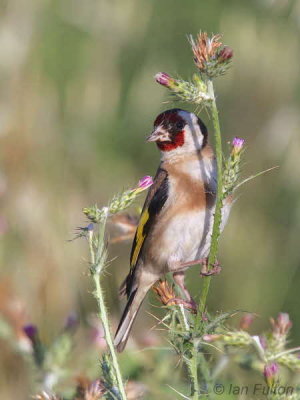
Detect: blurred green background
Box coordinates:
(1, 0, 300, 398)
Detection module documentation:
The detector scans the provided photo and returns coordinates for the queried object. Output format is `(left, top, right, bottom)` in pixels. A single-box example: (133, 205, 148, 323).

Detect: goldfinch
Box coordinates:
(114, 108, 231, 352)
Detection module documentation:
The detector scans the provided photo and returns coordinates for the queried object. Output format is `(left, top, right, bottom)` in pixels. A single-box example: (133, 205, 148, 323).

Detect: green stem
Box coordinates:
(176, 303, 198, 398)
(190, 345, 199, 400)
(198, 79, 224, 317)
(197, 351, 213, 399)
(89, 216, 127, 400)
(92, 275, 127, 399)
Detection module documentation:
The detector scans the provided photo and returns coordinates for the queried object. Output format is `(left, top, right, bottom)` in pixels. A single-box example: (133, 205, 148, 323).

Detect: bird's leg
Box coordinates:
(180, 257, 207, 268)
(200, 257, 222, 277)
(179, 257, 222, 276)
(173, 271, 192, 301)
(172, 271, 197, 312)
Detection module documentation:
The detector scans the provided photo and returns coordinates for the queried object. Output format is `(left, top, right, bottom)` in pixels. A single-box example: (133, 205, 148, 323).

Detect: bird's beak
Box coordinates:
(147, 127, 170, 142)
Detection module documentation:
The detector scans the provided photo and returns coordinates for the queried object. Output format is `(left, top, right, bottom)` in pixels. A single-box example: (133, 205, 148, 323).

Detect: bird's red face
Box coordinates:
(147, 109, 186, 152)
(147, 109, 208, 155)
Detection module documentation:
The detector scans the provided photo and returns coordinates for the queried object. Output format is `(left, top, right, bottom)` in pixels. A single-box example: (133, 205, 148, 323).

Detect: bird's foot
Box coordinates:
(200, 258, 222, 277)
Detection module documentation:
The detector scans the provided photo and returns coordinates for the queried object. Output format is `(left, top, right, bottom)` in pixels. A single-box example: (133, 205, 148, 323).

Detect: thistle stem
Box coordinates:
(198, 79, 224, 317)
(92, 275, 127, 399)
(89, 218, 127, 400)
(190, 345, 199, 400)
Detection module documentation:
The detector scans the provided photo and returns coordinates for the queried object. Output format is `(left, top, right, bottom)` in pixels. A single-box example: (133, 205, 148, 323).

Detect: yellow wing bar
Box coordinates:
(130, 209, 149, 267)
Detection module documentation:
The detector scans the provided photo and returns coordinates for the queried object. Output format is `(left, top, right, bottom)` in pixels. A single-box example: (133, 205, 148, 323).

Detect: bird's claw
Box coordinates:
(200, 258, 222, 277)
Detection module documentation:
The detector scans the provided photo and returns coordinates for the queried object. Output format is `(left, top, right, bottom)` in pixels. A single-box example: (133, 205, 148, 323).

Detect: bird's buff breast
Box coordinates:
(159, 208, 213, 267)
(146, 194, 232, 272)
(145, 152, 231, 272)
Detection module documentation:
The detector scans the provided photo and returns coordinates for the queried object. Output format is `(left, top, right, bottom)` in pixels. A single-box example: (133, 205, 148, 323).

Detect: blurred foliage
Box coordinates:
(1, 0, 300, 398)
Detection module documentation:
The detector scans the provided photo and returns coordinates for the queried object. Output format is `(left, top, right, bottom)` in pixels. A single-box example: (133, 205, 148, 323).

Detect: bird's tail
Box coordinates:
(114, 285, 150, 352)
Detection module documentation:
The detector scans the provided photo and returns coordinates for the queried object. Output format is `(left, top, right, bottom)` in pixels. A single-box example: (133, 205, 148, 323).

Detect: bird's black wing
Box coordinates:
(120, 167, 168, 297)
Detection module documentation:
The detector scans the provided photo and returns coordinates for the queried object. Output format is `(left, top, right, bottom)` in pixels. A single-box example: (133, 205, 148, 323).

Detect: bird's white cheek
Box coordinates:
(184, 126, 203, 152)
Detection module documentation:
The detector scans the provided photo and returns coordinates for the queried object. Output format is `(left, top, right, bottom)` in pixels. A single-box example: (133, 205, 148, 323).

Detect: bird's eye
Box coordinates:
(175, 121, 185, 130)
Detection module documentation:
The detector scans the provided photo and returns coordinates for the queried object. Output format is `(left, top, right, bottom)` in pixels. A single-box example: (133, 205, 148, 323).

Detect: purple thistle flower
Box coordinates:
(137, 175, 153, 190)
(264, 362, 279, 386)
(23, 324, 38, 341)
(264, 362, 279, 376)
(71, 223, 94, 241)
(23, 324, 44, 366)
(87, 223, 94, 231)
(232, 137, 245, 149)
(232, 137, 245, 155)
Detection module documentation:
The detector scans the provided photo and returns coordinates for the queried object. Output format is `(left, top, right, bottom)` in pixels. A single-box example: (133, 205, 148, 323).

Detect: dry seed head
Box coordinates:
(190, 33, 222, 69)
(189, 32, 233, 78)
(152, 280, 177, 306)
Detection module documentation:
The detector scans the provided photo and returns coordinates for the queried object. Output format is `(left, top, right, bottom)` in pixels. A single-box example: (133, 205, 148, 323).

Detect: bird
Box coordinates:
(114, 108, 232, 352)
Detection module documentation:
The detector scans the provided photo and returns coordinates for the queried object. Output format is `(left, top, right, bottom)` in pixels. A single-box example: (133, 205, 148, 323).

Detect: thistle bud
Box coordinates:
(155, 72, 211, 105)
(270, 313, 292, 337)
(23, 324, 44, 366)
(23, 324, 38, 341)
(223, 137, 245, 197)
(134, 175, 154, 194)
(263, 362, 279, 387)
(218, 46, 233, 62)
(155, 72, 176, 89)
(84, 177, 153, 223)
(203, 331, 252, 346)
(83, 206, 108, 224)
(110, 176, 153, 211)
(277, 353, 300, 371)
(239, 313, 255, 331)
